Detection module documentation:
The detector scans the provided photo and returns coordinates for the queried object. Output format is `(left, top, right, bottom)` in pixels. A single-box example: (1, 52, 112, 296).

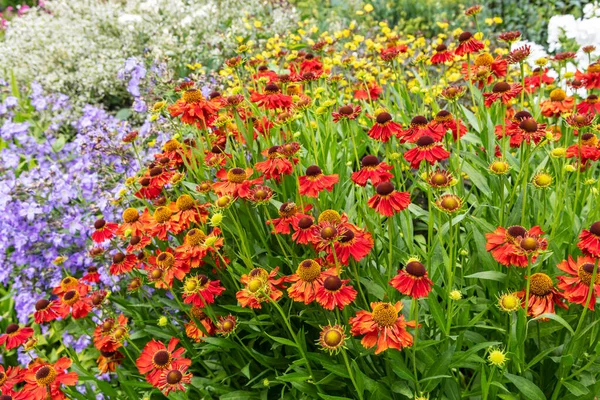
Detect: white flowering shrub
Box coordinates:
(0, 0, 298, 105)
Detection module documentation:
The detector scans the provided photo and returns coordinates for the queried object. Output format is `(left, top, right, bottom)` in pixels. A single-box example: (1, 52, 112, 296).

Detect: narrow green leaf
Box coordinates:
(504, 372, 546, 400)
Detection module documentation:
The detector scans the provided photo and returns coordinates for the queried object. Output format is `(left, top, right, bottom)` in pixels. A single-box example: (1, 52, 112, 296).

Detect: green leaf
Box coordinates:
(462, 160, 491, 197)
(265, 333, 297, 348)
(220, 391, 260, 400)
(359, 277, 385, 300)
(428, 291, 448, 336)
(562, 380, 589, 396)
(465, 271, 507, 282)
(504, 372, 546, 400)
(276, 372, 310, 383)
(528, 313, 574, 335)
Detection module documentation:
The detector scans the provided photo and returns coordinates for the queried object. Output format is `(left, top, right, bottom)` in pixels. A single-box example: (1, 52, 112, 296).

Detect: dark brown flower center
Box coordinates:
(323, 276, 343, 291)
(306, 165, 322, 176)
(130, 236, 141, 246)
(166, 370, 183, 384)
(405, 261, 426, 277)
(153, 350, 171, 367)
(416, 135, 435, 147)
(507, 225, 527, 239)
(150, 167, 163, 177)
(459, 31, 473, 42)
(492, 82, 511, 93)
(519, 118, 538, 133)
(590, 221, 600, 236)
(361, 155, 379, 167)
(376, 182, 395, 196)
(339, 105, 354, 115)
(35, 299, 50, 311)
(6, 323, 19, 334)
(514, 110, 532, 121)
(264, 83, 280, 93)
(113, 252, 125, 264)
(297, 217, 313, 229)
(340, 230, 355, 243)
(94, 219, 106, 229)
(411, 115, 428, 126)
(376, 112, 392, 124)
(436, 44, 447, 52)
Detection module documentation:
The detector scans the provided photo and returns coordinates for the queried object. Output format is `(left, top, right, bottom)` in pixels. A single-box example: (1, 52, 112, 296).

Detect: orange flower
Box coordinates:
(349, 301, 414, 354)
(168, 88, 219, 129)
(236, 267, 286, 309)
(351, 155, 394, 187)
(0, 324, 34, 350)
(517, 273, 567, 317)
(250, 84, 292, 109)
(397, 116, 445, 143)
(315, 270, 357, 310)
(557, 255, 600, 310)
(389, 260, 433, 299)
(22, 358, 78, 400)
(485, 225, 547, 267)
(298, 165, 338, 198)
(136, 337, 190, 387)
(157, 361, 192, 396)
(287, 259, 325, 304)
(213, 168, 263, 199)
(541, 89, 575, 118)
(368, 182, 411, 217)
(96, 351, 124, 374)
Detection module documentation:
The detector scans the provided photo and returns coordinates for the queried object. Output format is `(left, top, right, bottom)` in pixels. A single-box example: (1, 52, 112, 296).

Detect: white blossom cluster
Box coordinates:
(547, 2, 600, 64)
(0, 0, 298, 105)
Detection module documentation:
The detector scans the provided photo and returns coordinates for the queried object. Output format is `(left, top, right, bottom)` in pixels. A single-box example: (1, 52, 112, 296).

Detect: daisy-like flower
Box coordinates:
(566, 113, 595, 129)
(168, 88, 219, 129)
(557, 256, 600, 310)
(33, 299, 68, 324)
(577, 94, 600, 115)
(287, 259, 324, 304)
(23, 358, 78, 400)
(291, 216, 315, 245)
(367, 111, 403, 142)
(441, 85, 467, 102)
(403, 136, 451, 169)
(146, 205, 184, 240)
(489, 159, 510, 175)
(0, 324, 34, 350)
(185, 307, 216, 342)
(379, 44, 407, 62)
(96, 350, 124, 374)
(116, 208, 150, 238)
(126, 235, 151, 253)
(351, 155, 394, 187)
(216, 315, 237, 337)
(52, 276, 79, 296)
(532, 172, 553, 188)
(311, 220, 345, 253)
(255, 146, 295, 183)
(541, 89, 575, 118)
(483, 82, 523, 107)
(487, 347, 508, 367)
(268, 202, 311, 235)
(91, 218, 118, 243)
(136, 337, 191, 387)
(157, 361, 192, 395)
(213, 168, 263, 199)
(236, 267, 286, 309)
(93, 315, 129, 353)
(181, 275, 225, 307)
(566, 133, 600, 164)
(318, 325, 347, 354)
(506, 117, 547, 148)
(524, 67, 554, 93)
(315, 270, 357, 310)
(0, 364, 22, 393)
(349, 301, 414, 354)
(368, 182, 411, 217)
(109, 252, 138, 276)
(430, 110, 467, 141)
(506, 45, 531, 64)
(332, 104, 361, 123)
(298, 165, 339, 198)
(397, 116, 445, 143)
(328, 225, 374, 265)
(461, 53, 507, 89)
(577, 222, 600, 258)
(455, 31, 484, 56)
(517, 273, 567, 317)
(430, 43, 454, 64)
(168, 194, 210, 228)
(575, 62, 600, 90)
(175, 228, 223, 270)
(485, 225, 547, 267)
(354, 83, 383, 101)
(204, 145, 230, 167)
(497, 292, 521, 312)
(250, 83, 292, 109)
(426, 169, 455, 189)
(390, 259, 434, 299)
(247, 185, 274, 205)
(60, 284, 93, 319)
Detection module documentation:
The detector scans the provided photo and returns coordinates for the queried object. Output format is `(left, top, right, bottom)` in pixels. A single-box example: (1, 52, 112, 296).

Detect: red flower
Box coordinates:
(315, 269, 357, 310)
(0, 324, 33, 350)
(430, 110, 467, 141)
(332, 104, 361, 123)
(148, 248, 190, 288)
(431, 43, 454, 64)
(349, 301, 414, 354)
(578, 222, 600, 258)
(157, 361, 192, 396)
(379, 45, 407, 61)
(116, 208, 151, 238)
(566, 133, 600, 163)
(389, 260, 433, 299)
(60, 284, 92, 319)
(250, 83, 292, 109)
(455, 32, 484, 56)
(168, 88, 219, 129)
(255, 146, 295, 183)
(81, 266, 100, 283)
(557, 255, 600, 310)
(328, 224, 374, 265)
(22, 358, 78, 400)
(175, 228, 223, 270)
(109, 252, 138, 276)
(461, 54, 507, 88)
(524, 67, 554, 93)
(268, 202, 311, 235)
(505, 118, 547, 148)
(33, 299, 68, 324)
(146, 205, 184, 240)
(168, 194, 210, 228)
(0, 364, 22, 393)
(485, 225, 547, 267)
(126, 235, 152, 253)
(181, 275, 225, 307)
(483, 82, 522, 107)
(354, 83, 383, 101)
(214, 168, 263, 198)
(91, 218, 118, 243)
(236, 267, 286, 309)
(397, 116, 445, 143)
(93, 315, 128, 353)
(367, 111, 403, 142)
(368, 182, 411, 217)
(577, 94, 600, 115)
(298, 165, 338, 197)
(517, 273, 567, 317)
(403, 136, 450, 169)
(287, 259, 325, 304)
(291, 216, 315, 245)
(352, 155, 394, 187)
(136, 337, 191, 386)
(575, 63, 600, 89)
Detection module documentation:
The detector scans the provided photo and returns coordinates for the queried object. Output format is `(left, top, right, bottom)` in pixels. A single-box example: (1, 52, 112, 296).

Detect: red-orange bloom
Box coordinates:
(250, 83, 292, 109)
(0, 324, 33, 350)
(483, 82, 522, 107)
(524, 67, 554, 93)
(485, 225, 547, 267)
(116, 208, 151, 238)
(33, 299, 68, 324)
(389, 260, 433, 299)
(136, 337, 191, 387)
(349, 301, 414, 354)
(517, 273, 567, 317)
(575, 63, 600, 89)
(367, 182, 411, 217)
(557, 255, 600, 310)
(430, 43, 454, 64)
(236, 267, 286, 309)
(328, 224, 374, 265)
(147, 248, 190, 288)
(157, 361, 192, 396)
(168, 194, 210, 228)
(332, 104, 361, 123)
(578, 222, 600, 258)
(316, 270, 357, 310)
(541, 90, 575, 118)
(22, 358, 78, 400)
(268, 202, 311, 235)
(182, 275, 225, 307)
(287, 259, 325, 304)
(430, 110, 467, 141)
(352, 155, 394, 187)
(403, 136, 450, 169)
(577, 94, 600, 115)
(455, 32, 484, 56)
(291, 216, 315, 245)
(91, 219, 118, 243)
(505, 118, 547, 148)
(0, 364, 22, 393)
(397, 116, 445, 143)
(60, 284, 92, 319)
(93, 315, 128, 353)
(566, 133, 600, 163)
(96, 350, 124, 374)
(214, 168, 263, 199)
(367, 112, 403, 142)
(168, 88, 219, 129)
(298, 165, 339, 198)
(109, 252, 138, 275)
(185, 308, 216, 342)
(255, 146, 295, 183)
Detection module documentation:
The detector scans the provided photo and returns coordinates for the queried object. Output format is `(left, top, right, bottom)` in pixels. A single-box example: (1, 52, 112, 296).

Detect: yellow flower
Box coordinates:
(436, 21, 449, 29)
(498, 293, 520, 312)
(158, 316, 168, 327)
(363, 4, 374, 12)
(487, 347, 508, 367)
(449, 290, 462, 301)
(253, 20, 262, 28)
